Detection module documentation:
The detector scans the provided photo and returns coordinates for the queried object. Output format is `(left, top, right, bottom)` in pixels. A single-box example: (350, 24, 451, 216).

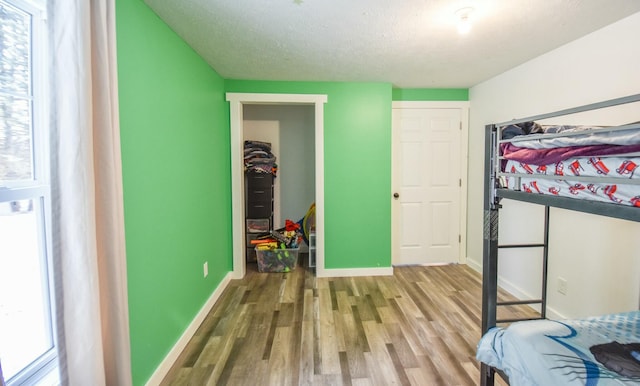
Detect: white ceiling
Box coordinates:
(143, 0, 640, 88)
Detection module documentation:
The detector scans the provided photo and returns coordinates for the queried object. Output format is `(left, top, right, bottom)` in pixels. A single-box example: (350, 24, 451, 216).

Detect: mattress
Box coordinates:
(502, 123, 640, 149)
(502, 156, 640, 207)
(499, 123, 640, 207)
(476, 311, 640, 386)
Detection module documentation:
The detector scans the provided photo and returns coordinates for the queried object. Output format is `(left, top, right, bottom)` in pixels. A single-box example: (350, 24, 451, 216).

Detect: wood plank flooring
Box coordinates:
(161, 258, 535, 385)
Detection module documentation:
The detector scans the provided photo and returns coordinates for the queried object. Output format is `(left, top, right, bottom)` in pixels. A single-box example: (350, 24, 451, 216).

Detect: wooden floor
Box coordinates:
(161, 258, 535, 385)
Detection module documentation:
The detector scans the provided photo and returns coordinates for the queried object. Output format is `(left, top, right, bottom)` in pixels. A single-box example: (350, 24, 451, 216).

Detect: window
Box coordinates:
(0, 0, 57, 384)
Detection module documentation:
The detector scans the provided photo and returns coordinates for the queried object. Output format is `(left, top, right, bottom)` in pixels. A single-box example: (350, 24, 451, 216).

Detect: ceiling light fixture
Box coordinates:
(456, 7, 474, 35)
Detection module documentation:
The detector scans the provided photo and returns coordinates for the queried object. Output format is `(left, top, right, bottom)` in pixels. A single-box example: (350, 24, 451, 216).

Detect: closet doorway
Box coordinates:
(243, 104, 315, 262)
(227, 93, 327, 279)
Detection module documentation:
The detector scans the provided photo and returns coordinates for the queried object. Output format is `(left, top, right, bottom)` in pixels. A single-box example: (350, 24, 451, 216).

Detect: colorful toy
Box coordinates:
(254, 218, 302, 272)
(296, 203, 315, 245)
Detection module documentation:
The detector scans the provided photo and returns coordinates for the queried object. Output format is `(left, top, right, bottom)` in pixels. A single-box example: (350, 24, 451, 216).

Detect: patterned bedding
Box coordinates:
(499, 123, 640, 207)
(476, 311, 640, 385)
(502, 156, 640, 207)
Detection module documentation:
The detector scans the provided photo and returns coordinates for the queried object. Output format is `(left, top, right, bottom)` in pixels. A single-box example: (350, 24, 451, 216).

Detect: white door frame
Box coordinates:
(391, 101, 470, 265)
(226, 93, 328, 279)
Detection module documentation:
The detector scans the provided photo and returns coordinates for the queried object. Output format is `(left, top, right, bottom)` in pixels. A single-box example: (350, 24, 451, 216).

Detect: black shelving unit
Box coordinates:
(245, 171, 274, 262)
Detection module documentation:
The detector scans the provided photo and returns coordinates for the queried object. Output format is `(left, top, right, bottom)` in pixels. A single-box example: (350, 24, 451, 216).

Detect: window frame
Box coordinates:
(0, 0, 57, 384)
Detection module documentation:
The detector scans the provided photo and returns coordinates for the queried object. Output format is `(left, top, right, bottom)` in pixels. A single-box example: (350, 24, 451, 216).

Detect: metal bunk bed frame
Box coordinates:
(480, 93, 640, 386)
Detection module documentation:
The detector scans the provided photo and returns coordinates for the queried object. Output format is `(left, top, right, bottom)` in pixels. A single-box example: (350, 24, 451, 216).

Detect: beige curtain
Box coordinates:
(49, 0, 132, 385)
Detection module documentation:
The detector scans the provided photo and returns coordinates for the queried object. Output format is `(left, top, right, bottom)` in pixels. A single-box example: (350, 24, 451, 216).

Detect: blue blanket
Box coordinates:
(476, 311, 640, 385)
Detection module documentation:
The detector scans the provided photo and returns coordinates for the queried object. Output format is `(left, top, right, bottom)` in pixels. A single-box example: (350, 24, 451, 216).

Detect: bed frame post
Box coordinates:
(482, 123, 499, 333)
(481, 124, 500, 386)
(480, 363, 495, 386)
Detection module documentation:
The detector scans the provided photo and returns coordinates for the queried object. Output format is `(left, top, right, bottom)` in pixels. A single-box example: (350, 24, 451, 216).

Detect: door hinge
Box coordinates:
(459, 235, 461, 243)
(459, 179, 462, 187)
(459, 122, 462, 130)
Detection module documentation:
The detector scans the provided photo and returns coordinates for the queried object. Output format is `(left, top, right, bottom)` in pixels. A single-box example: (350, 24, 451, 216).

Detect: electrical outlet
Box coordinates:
(203, 261, 208, 278)
(557, 277, 567, 295)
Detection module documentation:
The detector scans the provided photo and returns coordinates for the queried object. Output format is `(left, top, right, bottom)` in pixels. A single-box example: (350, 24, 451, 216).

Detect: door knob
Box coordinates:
(393, 192, 399, 199)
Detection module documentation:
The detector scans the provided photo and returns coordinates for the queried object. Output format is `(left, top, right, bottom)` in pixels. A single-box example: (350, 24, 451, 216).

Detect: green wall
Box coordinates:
(115, 1, 467, 380)
(226, 80, 393, 269)
(392, 88, 468, 101)
(116, 1, 232, 384)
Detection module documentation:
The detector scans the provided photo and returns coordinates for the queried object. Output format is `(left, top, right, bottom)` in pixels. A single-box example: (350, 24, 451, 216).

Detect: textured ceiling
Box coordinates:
(143, 0, 640, 88)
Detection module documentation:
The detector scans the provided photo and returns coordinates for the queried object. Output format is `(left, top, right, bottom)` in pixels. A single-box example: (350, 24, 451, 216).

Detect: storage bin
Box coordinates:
(256, 247, 299, 273)
(246, 218, 270, 233)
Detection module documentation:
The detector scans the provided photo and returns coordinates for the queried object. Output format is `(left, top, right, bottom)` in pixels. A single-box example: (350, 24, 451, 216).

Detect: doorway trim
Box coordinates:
(226, 93, 328, 279)
(391, 100, 470, 266)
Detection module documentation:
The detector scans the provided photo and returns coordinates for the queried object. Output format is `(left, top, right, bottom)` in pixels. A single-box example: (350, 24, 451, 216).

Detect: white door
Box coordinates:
(392, 108, 462, 265)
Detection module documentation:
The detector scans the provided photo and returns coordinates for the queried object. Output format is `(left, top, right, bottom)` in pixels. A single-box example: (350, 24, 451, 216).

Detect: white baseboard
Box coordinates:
(496, 275, 535, 306)
(145, 272, 233, 386)
(497, 276, 567, 319)
(464, 258, 567, 320)
(466, 257, 481, 273)
(317, 266, 394, 278)
(466, 258, 534, 303)
(545, 306, 566, 320)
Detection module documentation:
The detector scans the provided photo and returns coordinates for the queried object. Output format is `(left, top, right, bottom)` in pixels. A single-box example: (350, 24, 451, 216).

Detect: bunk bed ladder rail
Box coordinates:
(482, 124, 550, 386)
(494, 205, 549, 324)
(481, 124, 500, 386)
